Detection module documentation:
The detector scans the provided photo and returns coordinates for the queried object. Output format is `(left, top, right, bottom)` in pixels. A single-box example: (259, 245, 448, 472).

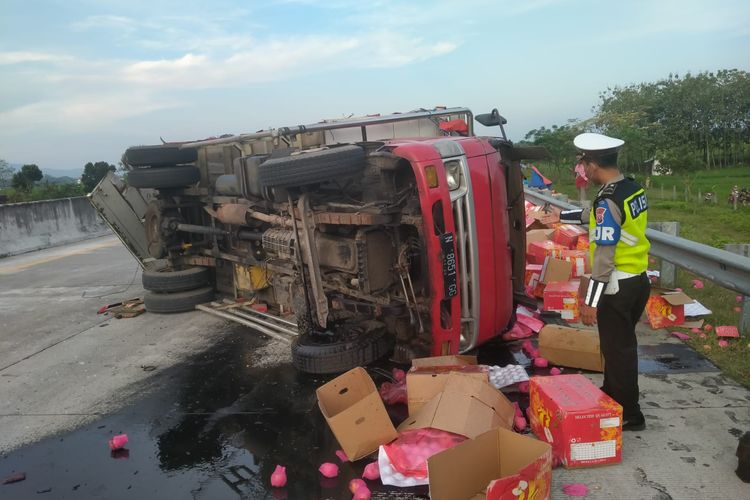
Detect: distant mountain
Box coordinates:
(7, 164, 83, 179)
(43, 167, 83, 179)
(42, 174, 80, 185)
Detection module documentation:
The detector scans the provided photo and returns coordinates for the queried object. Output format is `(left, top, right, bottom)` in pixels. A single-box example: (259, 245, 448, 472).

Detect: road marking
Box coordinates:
(0, 239, 121, 274)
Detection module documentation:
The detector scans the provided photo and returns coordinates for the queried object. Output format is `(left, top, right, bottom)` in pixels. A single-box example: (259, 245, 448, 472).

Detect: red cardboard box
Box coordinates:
(529, 375, 623, 468)
(543, 281, 581, 322)
(527, 240, 566, 265)
(562, 249, 590, 278)
(645, 289, 693, 329)
(525, 264, 543, 289)
(553, 224, 588, 249)
(576, 235, 590, 250)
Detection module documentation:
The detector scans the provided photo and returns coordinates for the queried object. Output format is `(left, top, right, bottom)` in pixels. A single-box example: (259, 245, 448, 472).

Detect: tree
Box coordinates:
(81, 161, 116, 192)
(0, 159, 13, 188)
(12, 164, 43, 191)
(523, 121, 583, 175)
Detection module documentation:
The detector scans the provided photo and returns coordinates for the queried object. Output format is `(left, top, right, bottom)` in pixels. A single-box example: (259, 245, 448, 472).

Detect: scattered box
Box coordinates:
(525, 229, 554, 251)
(562, 249, 590, 278)
(427, 428, 552, 500)
(716, 326, 740, 338)
(527, 240, 566, 265)
(543, 281, 581, 322)
(576, 235, 590, 250)
(525, 216, 548, 231)
(538, 325, 604, 372)
(645, 288, 693, 329)
(316, 367, 398, 461)
(553, 224, 588, 249)
(525, 264, 543, 289)
(529, 374, 622, 468)
(399, 373, 515, 438)
(540, 257, 572, 285)
(407, 355, 488, 415)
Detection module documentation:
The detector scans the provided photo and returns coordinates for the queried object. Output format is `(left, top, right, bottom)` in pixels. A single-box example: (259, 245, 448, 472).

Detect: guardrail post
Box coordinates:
(725, 244, 750, 336)
(648, 222, 680, 288)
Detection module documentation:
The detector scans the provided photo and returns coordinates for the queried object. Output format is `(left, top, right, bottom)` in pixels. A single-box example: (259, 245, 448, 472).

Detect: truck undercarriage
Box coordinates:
(90, 107, 537, 374)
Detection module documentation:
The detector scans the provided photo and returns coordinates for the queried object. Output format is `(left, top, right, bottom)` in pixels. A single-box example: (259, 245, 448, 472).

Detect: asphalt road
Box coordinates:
(0, 236, 748, 499)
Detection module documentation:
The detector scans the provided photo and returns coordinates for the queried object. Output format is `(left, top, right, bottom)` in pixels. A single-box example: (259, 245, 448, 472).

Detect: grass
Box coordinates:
(534, 164, 750, 387)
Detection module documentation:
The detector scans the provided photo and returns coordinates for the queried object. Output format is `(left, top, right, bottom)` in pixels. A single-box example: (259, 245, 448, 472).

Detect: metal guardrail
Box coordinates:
(524, 187, 750, 297)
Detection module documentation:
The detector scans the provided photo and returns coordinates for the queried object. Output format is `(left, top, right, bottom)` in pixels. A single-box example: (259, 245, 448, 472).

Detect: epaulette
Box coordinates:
(600, 183, 617, 197)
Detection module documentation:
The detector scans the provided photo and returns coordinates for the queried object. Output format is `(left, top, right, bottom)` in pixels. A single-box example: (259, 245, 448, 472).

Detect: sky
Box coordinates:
(1, 0, 749, 172)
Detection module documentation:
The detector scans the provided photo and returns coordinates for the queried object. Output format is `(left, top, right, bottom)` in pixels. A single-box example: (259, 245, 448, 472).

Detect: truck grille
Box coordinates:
(451, 186, 480, 351)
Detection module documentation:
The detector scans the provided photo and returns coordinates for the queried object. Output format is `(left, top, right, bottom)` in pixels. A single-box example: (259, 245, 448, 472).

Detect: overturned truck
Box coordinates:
(90, 107, 543, 374)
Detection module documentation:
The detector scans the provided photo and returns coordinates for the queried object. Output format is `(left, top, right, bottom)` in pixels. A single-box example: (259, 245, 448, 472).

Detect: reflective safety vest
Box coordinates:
(589, 177, 650, 274)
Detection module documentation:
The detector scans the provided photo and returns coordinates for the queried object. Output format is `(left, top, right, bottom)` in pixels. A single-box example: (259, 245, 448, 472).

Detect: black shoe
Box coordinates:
(622, 415, 646, 431)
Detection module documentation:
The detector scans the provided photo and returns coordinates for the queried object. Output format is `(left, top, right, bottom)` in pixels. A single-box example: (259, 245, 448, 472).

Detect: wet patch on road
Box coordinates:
(0, 332, 725, 499)
(638, 343, 718, 374)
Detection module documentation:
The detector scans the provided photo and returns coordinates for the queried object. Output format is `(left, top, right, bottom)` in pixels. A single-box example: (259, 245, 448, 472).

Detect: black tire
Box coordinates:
(144, 287, 215, 314)
(142, 267, 211, 293)
(257, 145, 365, 189)
(124, 145, 197, 167)
(127, 166, 201, 189)
(291, 327, 393, 374)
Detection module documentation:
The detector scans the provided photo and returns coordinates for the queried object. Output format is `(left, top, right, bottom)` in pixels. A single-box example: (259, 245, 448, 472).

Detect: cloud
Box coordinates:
(0, 92, 184, 133)
(69, 14, 139, 32)
(120, 32, 456, 89)
(0, 51, 66, 65)
(596, 0, 750, 43)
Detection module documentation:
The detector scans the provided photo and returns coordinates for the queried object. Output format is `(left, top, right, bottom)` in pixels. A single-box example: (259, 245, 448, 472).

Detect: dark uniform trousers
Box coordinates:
(597, 272, 650, 420)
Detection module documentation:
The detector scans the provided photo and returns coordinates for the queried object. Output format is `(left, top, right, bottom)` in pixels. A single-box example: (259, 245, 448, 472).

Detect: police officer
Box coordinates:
(542, 132, 651, 431)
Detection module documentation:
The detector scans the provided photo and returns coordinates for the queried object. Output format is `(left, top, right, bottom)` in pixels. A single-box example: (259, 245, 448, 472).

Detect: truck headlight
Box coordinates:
(444, 160, 462, 190)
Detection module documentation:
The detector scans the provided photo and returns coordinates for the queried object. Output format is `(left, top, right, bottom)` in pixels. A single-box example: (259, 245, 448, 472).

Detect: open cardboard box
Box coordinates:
(399, 372, 515, 438)
(407, 355, 488, 415)
(540, 257, 572, 284)
(316, 367, 398, 461)
(538, 324, 604, 372)
(525, 228, 554, 250)
(645, 288, 693, 329)
(428, 427, 552, 500)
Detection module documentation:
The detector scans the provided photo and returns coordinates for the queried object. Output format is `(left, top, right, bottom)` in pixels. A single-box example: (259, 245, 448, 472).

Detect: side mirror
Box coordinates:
(475, 108, 507, 127)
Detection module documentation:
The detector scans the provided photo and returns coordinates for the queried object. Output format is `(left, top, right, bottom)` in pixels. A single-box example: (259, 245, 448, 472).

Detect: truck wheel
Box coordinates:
(142, 267, 211, 293)
(291, 327, 393, 374)
(127, 166, 201, 189)
(124, 145, 197, 167)
(144, 286, 215, 314)
(257, 145, 365, 189)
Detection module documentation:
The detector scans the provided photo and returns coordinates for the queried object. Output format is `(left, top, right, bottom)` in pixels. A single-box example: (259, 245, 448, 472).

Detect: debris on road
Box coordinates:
(108, 433, 128, 451)
(2, 472, 26, 484)
(362, 461, 379, 480)
(670, 331, 691, 341)
(561, 483, 590, 496)
(335, 449, 348, 462)
(270, 465, 287, 487)
(318, 463, 339, 478)
(98, 298, 145, 319)
(378, 370, 407, 406)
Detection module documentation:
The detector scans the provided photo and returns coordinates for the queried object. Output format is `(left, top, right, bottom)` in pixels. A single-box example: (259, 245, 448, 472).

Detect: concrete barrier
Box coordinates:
(0, 197, 111, 257)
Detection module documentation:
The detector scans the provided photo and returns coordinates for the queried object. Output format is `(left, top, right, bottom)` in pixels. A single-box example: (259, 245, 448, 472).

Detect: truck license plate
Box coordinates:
(440, 233, 458, 299)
